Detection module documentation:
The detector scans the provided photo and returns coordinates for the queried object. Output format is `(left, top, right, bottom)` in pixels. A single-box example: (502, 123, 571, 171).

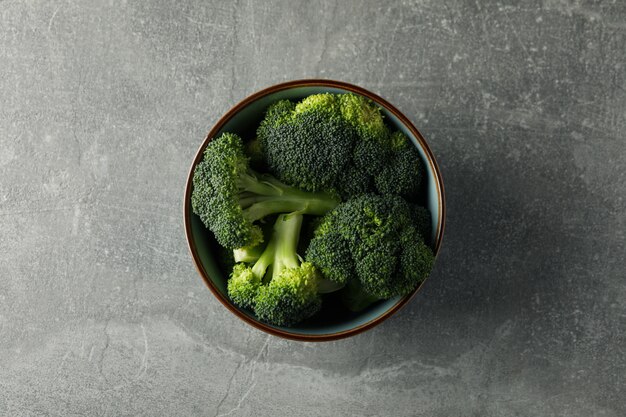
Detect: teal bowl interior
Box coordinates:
(185, 82, 444, 340)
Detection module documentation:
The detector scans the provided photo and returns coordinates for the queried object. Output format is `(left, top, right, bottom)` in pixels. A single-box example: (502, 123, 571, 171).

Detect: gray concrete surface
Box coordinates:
(1, 0, 625, 416)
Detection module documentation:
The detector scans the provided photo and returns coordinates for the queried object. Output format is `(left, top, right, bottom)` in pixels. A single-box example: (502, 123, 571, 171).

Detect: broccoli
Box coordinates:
(227, 234, 275, 310)
(306, 194, 434, 301)
(339, 93, 388, 142)
(257, 97, 356, 192)
(257, 93, 425, 200)
(228, 213, 344, 326)
(411, 204, 432, 245)
(295, 93, 341, 115)
(334, 163, 372, 200)
(341, 99, 424, 200)
(373, 131, 424, 199)
(191, 132, 340, 249)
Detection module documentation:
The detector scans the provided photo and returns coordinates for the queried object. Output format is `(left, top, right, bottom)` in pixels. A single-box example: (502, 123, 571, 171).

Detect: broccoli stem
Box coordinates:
(233, 244, 264, 263)
(243, 196, 338, 222)
(236, 170, 340, 220)
(251, 236, 276, 280)
(271, 213, 303, 277)
(237, 172, 282, 196)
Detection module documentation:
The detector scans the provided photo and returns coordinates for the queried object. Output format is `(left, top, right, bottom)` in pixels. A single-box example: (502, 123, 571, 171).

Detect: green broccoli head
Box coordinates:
(257, 93, 427, 198)
(294, 93, 341, 116)
(227, 233, 276, 310)
(411, 204, 432, 245)
(351, 137, 388, 176)
(260, 99, 296, 128)
(257, 98, 356, 192)
(255, 262, 322, 327)
(191, 132, 264, 249)
(227, 263, 262, 310)
(373, 131, 424, 199)
(306, 194, 435, 299)
(191, 132, 339, 249)
(339, 93, 388, 142)
(334, 163, 373, 199)
(305, 223, 354, 285)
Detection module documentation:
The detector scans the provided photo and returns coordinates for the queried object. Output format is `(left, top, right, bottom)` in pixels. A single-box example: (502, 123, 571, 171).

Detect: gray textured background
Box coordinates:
(1, 0, 625, 416)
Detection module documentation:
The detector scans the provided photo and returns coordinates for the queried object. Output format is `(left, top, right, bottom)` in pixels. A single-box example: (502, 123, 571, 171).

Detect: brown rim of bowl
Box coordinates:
(183, 79, 446, 342)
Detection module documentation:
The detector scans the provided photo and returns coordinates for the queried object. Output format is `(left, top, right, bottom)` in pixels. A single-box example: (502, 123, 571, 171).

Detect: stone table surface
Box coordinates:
(1, 1, 625, 416)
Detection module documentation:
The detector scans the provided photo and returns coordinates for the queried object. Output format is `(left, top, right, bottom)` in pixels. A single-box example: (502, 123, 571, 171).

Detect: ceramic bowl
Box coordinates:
(183, 79, 445, 341)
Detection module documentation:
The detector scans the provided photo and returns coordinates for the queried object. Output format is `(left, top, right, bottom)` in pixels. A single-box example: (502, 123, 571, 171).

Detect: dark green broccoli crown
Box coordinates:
(351, 137, 388, 176)
(305, 228, 354, 285)
(261, 99, 296, 128)
(307, 194, 434, 299)
(373, 132, 424, 199)
(191, 133, 263, 249)
(411, 205, 432, 244)
(258, 93, 427, 197)
(334, 163, 373, 199)
(227, 263, 262, 310)
(254, 262, 322, 326)
(258, 106, 356, 192)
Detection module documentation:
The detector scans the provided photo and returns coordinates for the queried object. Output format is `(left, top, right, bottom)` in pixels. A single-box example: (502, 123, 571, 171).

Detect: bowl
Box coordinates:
(183, 79, 446, 341)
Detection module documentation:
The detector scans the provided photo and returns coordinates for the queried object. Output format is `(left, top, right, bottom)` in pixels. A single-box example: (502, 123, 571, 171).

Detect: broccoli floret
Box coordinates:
(228, 213, 344, 326)
(304, 219, 354, 285)
(233, 220, 274, 263)
(411, 204, 432, 245)
(294, 93, 341, 115)
(228, 264, 262, 310)
(334, 163, 373, 200)
(255, 261, 323, 327)
(227, 236, 276, 309)
(351, 137, 388, 177)
(338, 95, 425, 200)
(254, 213, 344, 326)
(373, 131, 424, 199)
(191, 132, 340, 249)
(261, 99, 296, 126)
(339, 93, 388, 142)
(257, 93, 424, 200)
(257, 96, 357, 192)
(306, 194, 435, 299)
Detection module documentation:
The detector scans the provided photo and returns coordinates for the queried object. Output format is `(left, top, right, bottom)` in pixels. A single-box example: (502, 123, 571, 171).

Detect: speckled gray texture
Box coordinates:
(1, 0, 625, 415)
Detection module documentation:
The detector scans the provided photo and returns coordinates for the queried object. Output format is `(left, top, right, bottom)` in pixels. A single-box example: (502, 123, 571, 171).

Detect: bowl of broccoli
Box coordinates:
(183, 79, 445, 341)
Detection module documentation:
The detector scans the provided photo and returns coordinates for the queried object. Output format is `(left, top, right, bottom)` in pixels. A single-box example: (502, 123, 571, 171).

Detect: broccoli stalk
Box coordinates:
(191, 132, 340, 249)
(233, 245, 263, 263)
(236, 174, 338, 222)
